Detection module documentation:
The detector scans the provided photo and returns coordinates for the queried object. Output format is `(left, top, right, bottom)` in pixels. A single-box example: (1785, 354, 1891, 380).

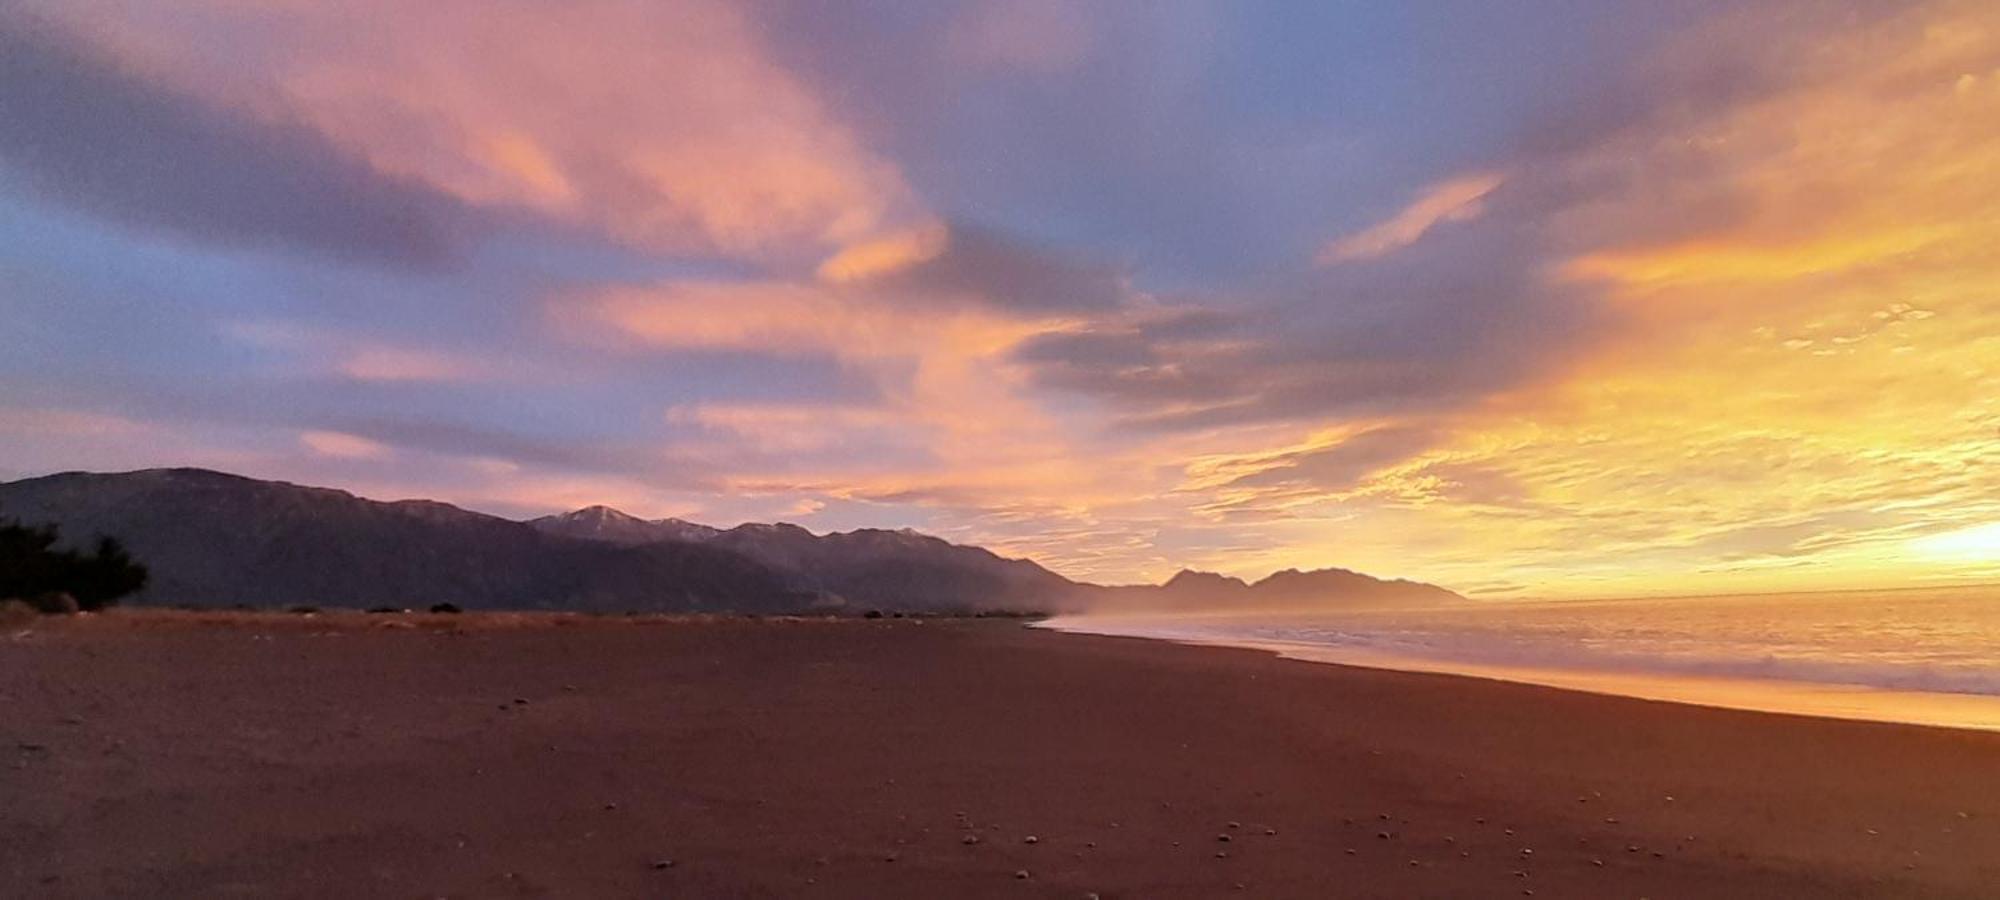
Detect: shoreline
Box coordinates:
(6, 611, 1997, 897)
(1035, 616, 2000, 734)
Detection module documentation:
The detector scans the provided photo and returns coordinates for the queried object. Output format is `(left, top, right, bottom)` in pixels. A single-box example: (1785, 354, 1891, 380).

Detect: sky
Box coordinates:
(2, 0, 1997, 598)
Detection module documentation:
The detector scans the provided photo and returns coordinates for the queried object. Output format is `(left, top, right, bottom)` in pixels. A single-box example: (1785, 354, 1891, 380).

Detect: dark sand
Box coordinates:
(4, 612, 1997, 898)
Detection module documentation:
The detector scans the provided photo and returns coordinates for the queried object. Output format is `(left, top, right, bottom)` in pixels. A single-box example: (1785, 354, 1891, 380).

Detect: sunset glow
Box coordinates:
(3, 0, 1997, 596)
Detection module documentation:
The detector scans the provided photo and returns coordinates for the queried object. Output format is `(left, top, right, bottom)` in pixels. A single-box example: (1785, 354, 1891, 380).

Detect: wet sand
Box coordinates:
(3, 611, 1997, 898)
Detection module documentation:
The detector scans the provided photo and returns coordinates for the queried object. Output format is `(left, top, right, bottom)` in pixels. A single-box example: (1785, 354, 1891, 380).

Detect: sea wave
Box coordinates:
(1040, 586, 2000, 701)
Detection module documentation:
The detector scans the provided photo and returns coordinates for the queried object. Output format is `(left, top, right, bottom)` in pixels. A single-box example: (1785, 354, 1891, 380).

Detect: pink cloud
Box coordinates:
(336, 346, 483, 383)
(946, 0, 1093, 74)
(29, 0, 930, 261)
(298, 430, 392, 460)
(1317, 172, 1505, 264)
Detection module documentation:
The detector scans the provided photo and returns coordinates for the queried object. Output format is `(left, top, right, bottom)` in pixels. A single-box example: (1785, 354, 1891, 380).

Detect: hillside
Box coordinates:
(0, 469, 1461, 613)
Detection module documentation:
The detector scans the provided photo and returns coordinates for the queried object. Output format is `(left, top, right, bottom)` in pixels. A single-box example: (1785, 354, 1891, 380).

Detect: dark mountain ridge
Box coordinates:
(1, 468, 1462, 614)
(0, 469, 803, 613)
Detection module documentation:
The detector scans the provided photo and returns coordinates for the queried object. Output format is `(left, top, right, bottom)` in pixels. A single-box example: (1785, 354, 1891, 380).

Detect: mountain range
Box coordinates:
(0, 468, 1461, 614)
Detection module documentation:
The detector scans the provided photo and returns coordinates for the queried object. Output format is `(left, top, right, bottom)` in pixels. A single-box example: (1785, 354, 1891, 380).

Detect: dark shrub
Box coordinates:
(429, 602, 463, 614)
(29, 592, 80, 614)
(863, 609, 883, 619)
(288, 605, 321, 615)
(0, 519, 148, 612)
(366, 606, 402, 614)
(68, 537, 148, 609)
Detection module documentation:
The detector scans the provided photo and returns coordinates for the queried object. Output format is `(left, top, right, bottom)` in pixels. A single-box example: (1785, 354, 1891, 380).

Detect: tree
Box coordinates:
(0, 518, 149, 611)
(70, 536, 149, 609)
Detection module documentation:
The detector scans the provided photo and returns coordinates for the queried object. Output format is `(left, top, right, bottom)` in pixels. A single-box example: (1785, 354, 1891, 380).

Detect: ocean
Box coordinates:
(1040, 584, 2000, 731)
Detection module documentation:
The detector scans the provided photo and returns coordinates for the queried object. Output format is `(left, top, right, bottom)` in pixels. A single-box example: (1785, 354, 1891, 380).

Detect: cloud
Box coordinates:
(327, 417, 726, 492)
(1317, 172, 1505, 264)
(222, 321, 497, 384)
(1014, 218, 1607, 433)
(816, 225, 951, 283)
(19, 0, 929, 263)
(946, 0, 1094, 74)
(666, 402, 932, 461)
(299, 430, 391, 460)
(336, 347, 486, 384)
(1224, 427, 1440, 492)
(1010, 310, 1256, 414)
(879, 223, 1132, 312)
(8, 0, 2000, 597)
(556, 271, 1103, 497)
(0, 12, 476, 267)
(818, 221, 1133, 314)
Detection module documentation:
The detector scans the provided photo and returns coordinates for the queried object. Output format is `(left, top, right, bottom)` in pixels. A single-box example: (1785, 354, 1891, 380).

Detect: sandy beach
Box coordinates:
(4, 612, 1997, 898)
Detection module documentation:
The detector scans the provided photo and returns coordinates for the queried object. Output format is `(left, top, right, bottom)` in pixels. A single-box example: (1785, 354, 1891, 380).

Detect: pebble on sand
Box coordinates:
(963, 835, 981, 845)
(1015, 869, 1031, 879)
(1023, 835, 1039, 844)
(1217, 834, 1232, 842)
(651, 859, 675, 870)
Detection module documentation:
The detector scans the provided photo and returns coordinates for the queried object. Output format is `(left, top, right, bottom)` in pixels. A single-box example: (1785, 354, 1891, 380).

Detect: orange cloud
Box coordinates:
(1282, 0, 2000, 595)
(666, 403, 913, 456)
(816, 225, 950, 283)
